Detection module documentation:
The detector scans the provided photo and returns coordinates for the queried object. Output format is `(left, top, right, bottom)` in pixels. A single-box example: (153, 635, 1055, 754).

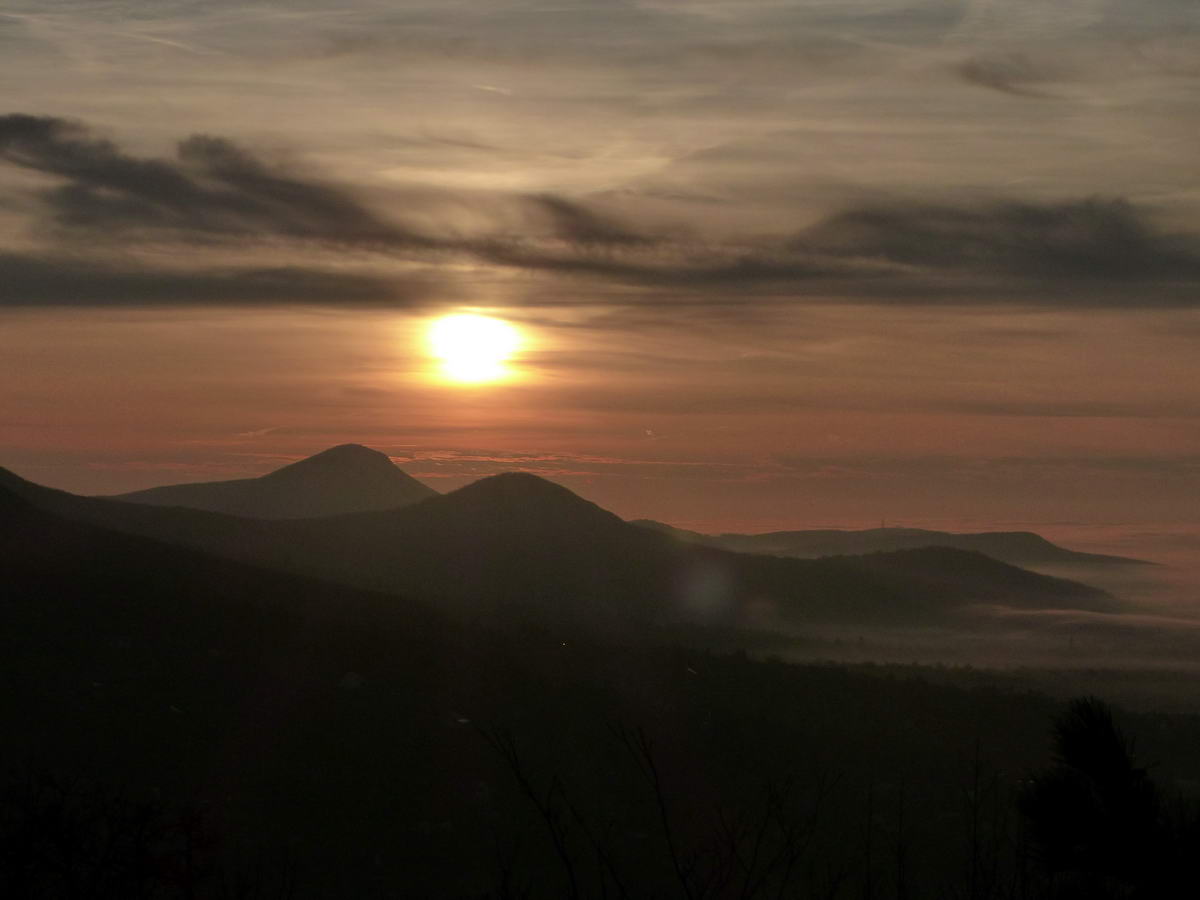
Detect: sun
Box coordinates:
(427, 313, 523, 383)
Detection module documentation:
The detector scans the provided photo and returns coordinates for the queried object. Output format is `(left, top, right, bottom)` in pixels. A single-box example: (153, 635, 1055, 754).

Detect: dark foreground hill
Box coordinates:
(0, 480, 457, 893)
(1, 478, 451, 767)
(3, 480, 1200, 898)
(1, 467, 1116, 631)
(633, 520, 1149, 567)
(112, 443, 436, 519)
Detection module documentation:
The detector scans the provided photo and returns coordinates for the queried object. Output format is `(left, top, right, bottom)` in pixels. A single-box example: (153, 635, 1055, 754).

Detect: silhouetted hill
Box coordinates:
(632, 520, 1149, 567)
(0, 477, 454, 792)
(0, 478, 498, 895)
(5, 478, 1195, 898)
(0, 466, 1116, 629)
(111, 443, 436, 519)
(825, 547, 1120, 610)
(0, 478, 29, 512)
(0, 477, 444, 672)
(271, 470, 700, 627)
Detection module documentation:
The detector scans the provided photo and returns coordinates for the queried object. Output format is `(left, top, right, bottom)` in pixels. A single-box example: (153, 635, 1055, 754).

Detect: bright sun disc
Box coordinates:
(427, 313, 522, 383)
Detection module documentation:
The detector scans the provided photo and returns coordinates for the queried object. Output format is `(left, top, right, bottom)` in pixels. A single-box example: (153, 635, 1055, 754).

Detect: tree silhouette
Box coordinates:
(1019, 697, 1190, 899)
(0, 769, 296, 899)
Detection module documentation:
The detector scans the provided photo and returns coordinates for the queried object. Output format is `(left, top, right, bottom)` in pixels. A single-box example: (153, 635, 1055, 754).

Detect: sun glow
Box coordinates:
(427, 313, 523, 383)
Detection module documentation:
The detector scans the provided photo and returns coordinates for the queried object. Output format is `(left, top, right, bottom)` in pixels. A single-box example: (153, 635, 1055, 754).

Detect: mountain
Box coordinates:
(631, 521, 1149, 567)
(0, 475, 529, 897)
(110, 443, 436, 519)
(9, 472, 1192, 898)
(0, 465, 1116, 629)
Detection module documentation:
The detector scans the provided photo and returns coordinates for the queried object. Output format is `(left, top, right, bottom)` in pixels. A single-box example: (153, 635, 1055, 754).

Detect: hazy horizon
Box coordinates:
(5, 443, 1199, 585)
(2, 0, 1198, 543)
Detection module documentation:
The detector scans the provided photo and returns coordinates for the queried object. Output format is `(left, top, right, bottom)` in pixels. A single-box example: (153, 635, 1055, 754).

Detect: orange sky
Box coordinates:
(1, 1, 1198, 535)
(3, 304, 1197, 533)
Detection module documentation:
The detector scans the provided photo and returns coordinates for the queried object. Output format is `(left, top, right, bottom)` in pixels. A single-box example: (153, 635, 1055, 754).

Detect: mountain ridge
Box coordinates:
(1, 468, 1168, 899)
(0, 464, 1117, 630)
(631, 520, 1150, 568)
(110, 443, 436, 519)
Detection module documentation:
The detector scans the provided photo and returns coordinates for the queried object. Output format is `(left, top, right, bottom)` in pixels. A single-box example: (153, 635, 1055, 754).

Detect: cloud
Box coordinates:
(0, 253, 418, 307)
(480, 196, 1200, 309)
(0, 113, 661, 254)
(3, 113, 1200, 311)
(526, 193, 652, 246)
(798, 198, 1200, 283)
(486, 199, 1200, 307)
(0, 113, 427, 246)
(956, 53, 1057, 98)
(482, 240, 845, 288)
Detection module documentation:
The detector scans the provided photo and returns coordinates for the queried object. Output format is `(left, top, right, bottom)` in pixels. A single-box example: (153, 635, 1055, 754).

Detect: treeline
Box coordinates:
(479, 696, 1200, 900)
(0, 770, 295, 899)
(5, 691, 1199, 898)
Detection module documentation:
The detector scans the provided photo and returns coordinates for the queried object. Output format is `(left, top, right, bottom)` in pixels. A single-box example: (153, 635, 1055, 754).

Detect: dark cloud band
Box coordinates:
(3, 113, 1199, 310)
(0, 114, 430, 246)
(0, 253, 418, 307)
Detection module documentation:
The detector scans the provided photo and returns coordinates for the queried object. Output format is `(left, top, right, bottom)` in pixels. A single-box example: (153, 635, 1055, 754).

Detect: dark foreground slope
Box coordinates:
(111, 443, 436, 519)
(4, 483, 1200, 898)
(1, 479, 452, 775)
(0, 482, 457, 893)
(2, 467, 1115, 630)
(633, 520, 1149, 567)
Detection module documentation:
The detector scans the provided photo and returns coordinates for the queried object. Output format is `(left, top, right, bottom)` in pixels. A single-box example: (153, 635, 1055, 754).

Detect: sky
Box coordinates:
(2, 0, 1198, 536)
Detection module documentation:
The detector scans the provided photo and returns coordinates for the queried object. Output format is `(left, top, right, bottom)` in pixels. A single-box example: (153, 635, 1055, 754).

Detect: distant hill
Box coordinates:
(631, 521, 1150, 567)
(10, 473, 1196, 898)
(110, 443, 436, 519)
(0, 466, 1116, 629)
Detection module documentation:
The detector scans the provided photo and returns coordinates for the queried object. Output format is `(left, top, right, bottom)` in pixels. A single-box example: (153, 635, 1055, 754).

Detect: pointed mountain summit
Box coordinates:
(112, 444, 437, 519)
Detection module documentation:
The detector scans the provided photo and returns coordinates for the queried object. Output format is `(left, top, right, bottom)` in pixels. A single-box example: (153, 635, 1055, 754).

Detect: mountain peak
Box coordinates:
(266, 443, 399, 479)
(434, 472, 625, 529)
(114, 444, 436, 519)
(474, 471, 560, 488)
(311, 443, 384, 460)
(454, 471, 586, 503)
